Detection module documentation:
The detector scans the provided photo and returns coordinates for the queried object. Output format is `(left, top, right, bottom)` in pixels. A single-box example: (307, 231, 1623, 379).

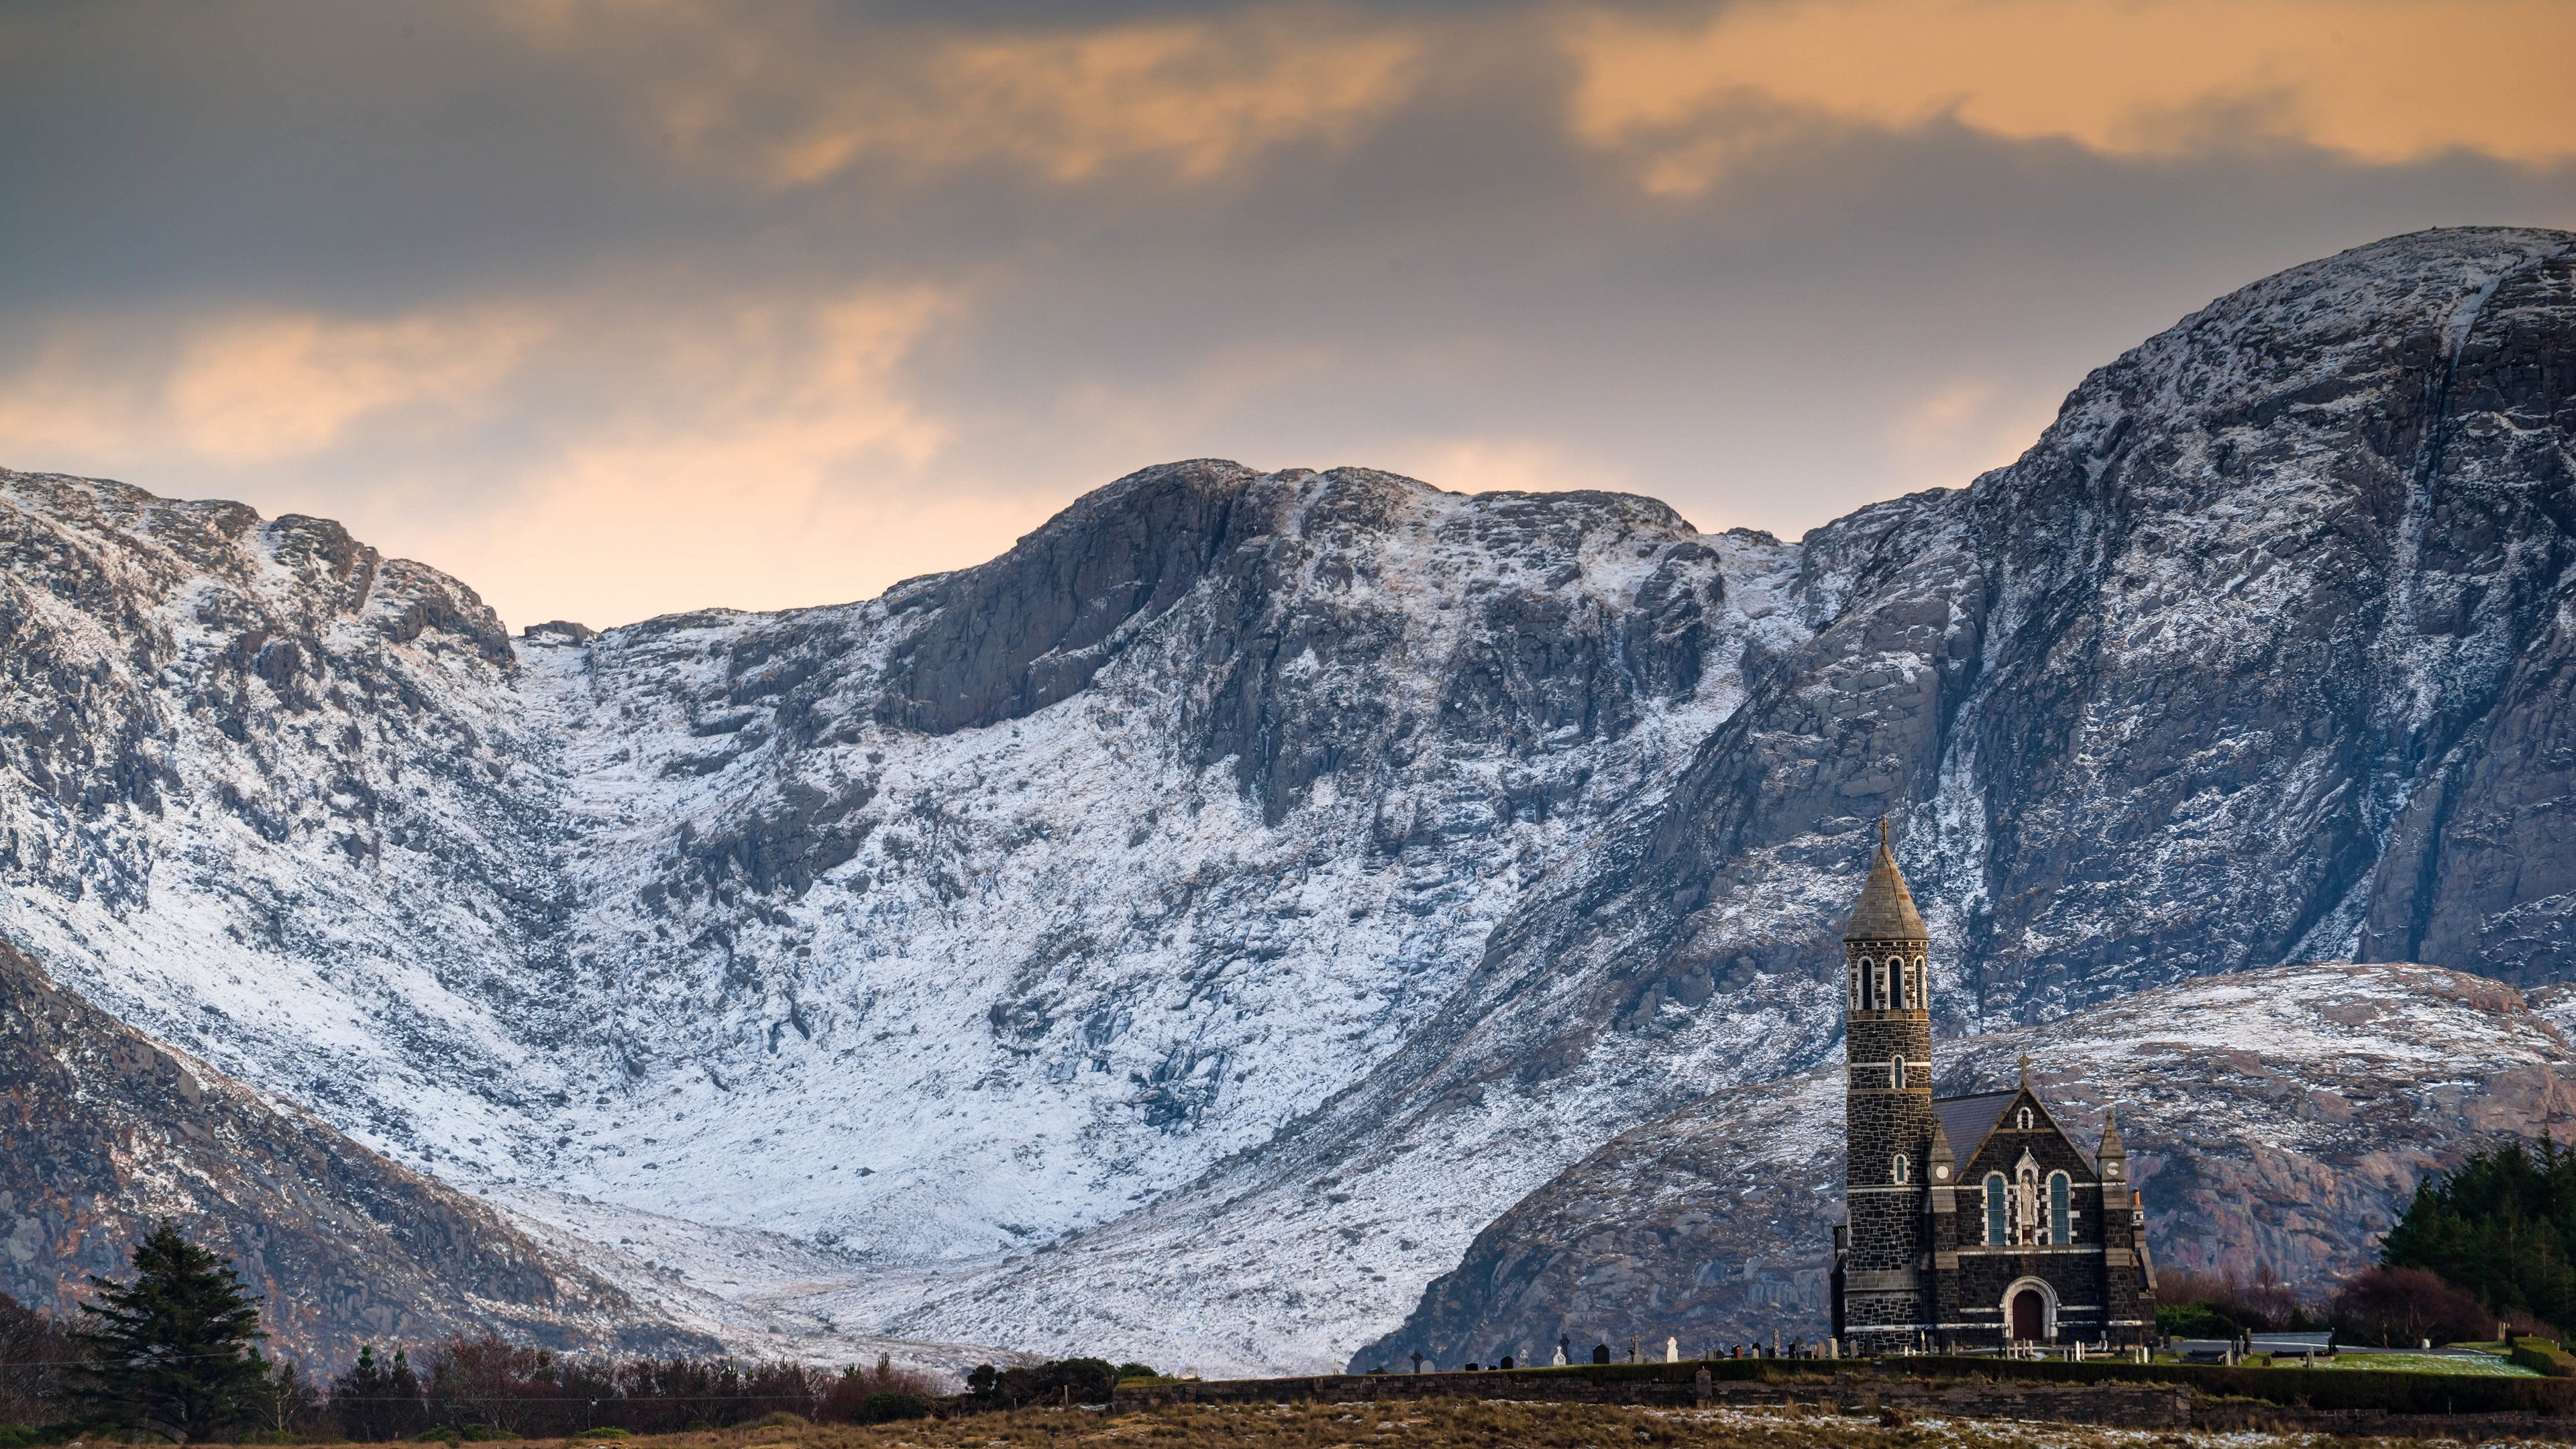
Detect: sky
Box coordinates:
(1, 1, 2570, 631)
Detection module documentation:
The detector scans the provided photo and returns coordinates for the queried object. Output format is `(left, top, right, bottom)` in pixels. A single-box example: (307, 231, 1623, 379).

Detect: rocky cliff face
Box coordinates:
(1352, 962, 2576, 1370)
(0, 471, 572, 1178)
(0, 936, 694, 1362)
(1, 227, 2572, 1375)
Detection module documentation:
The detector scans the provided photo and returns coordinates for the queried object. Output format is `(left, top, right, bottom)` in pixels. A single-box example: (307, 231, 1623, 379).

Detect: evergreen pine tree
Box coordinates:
(331, 1346, 428, 1442)
(72, 1221, 272, 1443)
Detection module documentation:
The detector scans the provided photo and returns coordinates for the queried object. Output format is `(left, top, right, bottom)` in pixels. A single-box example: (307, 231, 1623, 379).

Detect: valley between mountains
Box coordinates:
(3, 226, 2575, 1375)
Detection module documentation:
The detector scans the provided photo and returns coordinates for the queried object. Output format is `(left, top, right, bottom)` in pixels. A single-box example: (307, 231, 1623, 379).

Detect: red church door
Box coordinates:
(2011, 1289, 2044, 1342)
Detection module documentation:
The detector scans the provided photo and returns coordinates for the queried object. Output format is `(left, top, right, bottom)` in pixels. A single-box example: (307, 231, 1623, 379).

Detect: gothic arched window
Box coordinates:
(1984, 1173, 2008, 1244)
(1892, 1155, 1909, 1185)
(1889, 1055, 1905, 1090)
(1909, 957, 1926, 1008)
(2049, 1171, 2071, 1244)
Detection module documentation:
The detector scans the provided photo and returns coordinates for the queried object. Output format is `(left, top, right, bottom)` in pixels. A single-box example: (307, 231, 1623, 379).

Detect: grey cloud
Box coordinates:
(1, 0, 2572, 626)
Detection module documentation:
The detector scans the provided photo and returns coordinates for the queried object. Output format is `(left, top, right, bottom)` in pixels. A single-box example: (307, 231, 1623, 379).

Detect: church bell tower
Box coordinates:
(1836, 820, 1937, 1352)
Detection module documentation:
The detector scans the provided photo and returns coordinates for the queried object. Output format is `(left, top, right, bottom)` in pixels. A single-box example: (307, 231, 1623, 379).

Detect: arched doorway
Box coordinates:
(2010, 1287, 2045, 1342)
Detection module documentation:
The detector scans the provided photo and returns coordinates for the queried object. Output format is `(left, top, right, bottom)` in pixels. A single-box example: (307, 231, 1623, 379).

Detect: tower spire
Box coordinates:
(1842, 821, 1928, 941)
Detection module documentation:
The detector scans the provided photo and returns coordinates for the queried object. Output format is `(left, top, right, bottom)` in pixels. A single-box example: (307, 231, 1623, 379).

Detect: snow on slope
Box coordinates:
(0, 480, 576, 1176)
(513, 467, 1803, 1264)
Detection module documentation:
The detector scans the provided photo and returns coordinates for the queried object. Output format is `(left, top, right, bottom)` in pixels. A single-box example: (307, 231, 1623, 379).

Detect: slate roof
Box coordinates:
(1931, 1091, 2019, 1162)
(1842, 829, 1929, 941)
(1934, 1088, 2105, 1175)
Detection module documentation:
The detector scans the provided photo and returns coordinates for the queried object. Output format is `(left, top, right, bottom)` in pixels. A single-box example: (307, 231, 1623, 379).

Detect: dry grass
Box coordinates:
(431, 1399, 2576, 1449)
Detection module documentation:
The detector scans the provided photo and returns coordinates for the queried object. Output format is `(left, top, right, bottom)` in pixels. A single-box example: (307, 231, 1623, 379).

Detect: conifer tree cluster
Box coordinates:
(2380, 1138, 2576, 1334)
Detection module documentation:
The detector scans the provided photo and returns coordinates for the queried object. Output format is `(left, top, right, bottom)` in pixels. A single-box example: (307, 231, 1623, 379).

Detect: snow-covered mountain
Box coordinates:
(2, 226, 2572, 1374)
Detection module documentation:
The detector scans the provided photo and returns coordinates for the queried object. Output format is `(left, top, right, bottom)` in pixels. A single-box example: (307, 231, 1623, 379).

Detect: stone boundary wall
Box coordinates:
(1114, 1363, 2576, 1434)
(1114, 1369, 2188, 1428)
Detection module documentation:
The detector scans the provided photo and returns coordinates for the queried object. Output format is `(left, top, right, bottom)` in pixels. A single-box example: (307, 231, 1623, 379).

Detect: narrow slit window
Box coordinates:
(2049, 1172, 2071, 1244)
(1984, 1173, 2008, 1244)
(1892, 1155, 1909, 1185)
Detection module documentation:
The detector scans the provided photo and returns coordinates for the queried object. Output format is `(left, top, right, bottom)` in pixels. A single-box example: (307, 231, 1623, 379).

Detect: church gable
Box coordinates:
(1953, 1087, 2098, 1183)
(1953, 1087, 2102, 1250)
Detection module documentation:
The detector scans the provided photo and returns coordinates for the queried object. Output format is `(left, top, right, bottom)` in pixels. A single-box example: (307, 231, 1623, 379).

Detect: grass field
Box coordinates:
(2304, 1352, 2539, 1377)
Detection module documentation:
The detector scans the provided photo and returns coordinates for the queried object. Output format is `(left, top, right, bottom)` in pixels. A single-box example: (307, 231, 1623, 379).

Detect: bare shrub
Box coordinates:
(2333, 1265, 2498, 1348)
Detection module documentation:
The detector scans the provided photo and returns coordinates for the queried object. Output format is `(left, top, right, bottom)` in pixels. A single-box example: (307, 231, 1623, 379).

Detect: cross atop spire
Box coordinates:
(1841, 820, 1929, 941)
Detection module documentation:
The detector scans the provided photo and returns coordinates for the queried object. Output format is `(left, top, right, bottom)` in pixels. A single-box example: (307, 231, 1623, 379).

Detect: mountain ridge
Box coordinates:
(1, 225, 2572, 1373)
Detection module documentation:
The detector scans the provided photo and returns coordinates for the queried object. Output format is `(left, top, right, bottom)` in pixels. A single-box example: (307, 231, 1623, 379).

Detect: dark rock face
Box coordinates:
(1354, 963, 2576, 1370)
(1525, 227, 2576, 1034)
(873, 460, 1256, 735)
(0, 936, 700, 1364)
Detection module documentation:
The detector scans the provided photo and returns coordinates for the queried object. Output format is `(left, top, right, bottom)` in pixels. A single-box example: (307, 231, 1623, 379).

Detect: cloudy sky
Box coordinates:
(2, 0, 2569, 629)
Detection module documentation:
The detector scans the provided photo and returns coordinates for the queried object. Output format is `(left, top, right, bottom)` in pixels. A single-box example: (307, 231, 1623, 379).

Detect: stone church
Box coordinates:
(1828, 829, 2157, 1354)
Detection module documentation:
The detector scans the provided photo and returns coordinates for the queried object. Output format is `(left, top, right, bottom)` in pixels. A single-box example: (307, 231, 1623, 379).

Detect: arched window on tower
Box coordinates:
(1984, 1173, 2008, 1244)
(2049, 1172, 2071, 1244)
(1909, 957, 1926, 1008)
(1888, 1055, 1904, 1090)
(1892, 1155, 1909, 1184)
(1849, 959, 1863, 1010)
(1871, 957, 1888, 1011)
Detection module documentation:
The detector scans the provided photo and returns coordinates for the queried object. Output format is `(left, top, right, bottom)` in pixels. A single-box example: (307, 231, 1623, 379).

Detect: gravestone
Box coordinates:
(1591, 1344, 1611, 1365)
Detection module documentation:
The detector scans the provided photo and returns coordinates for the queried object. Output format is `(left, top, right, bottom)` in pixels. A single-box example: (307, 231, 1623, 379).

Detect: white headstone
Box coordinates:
(1665, 1337, 1678, 1364)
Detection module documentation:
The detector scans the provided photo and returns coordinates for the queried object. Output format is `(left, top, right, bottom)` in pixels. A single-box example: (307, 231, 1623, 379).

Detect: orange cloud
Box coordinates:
(366, 284, 1053, 629)
(1886, 378, 2056, 493)
(1377, 436, 1641, 499)
(1566, 0, 2576, 193)
(164, 313, 547, 463)
(0, 308, 545, 467)
(508, 1, 1424, 188)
